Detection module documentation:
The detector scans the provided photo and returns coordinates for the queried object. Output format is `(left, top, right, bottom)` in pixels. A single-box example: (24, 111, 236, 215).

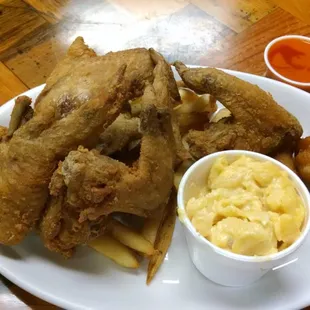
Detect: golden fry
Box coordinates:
(147, 193, 177, 284)
(174, 88, 216, 134)
(110, 219, 155, 256)
(210, 108, 231, 123)
(89, 235, 139, 268)
(296, 137, 310, 184)
(274, 151, 297, 173)
(174, 159, 195, 190)
(142, 218, 163, 246)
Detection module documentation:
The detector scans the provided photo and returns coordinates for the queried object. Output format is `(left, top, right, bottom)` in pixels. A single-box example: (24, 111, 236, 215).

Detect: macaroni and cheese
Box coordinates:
(186, 156, 305, 256)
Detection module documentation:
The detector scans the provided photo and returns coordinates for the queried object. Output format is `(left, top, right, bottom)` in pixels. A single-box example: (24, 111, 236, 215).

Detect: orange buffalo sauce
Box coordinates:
(268, 38, 310, 83)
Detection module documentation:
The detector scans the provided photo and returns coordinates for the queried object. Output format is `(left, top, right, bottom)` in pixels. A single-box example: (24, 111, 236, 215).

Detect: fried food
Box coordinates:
(173, 159, 195, 190)
(1, 38, 306, 285)
(0, 126, 7, 140)
(147, 193, 177, 284)
(148, 49, 190, 165)
(174, 88, 216, 135)
(274, 150, 297, 173)
(210, 108, 231, 123)
(109, 219, 154, 256)
(97, 114, 140, 155)
(174, 62, 303, 159)
(142, 216, 163, 246)
(40, 55, 176, 256)
(296, 137, 310, 184)
(89, 235, 139, 268)
(7, 96, 32, 137)
(0, 37, 158, 246)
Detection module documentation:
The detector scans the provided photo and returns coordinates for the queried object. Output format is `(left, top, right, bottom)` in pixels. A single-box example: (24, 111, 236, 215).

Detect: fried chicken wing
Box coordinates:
(273, 150, 297, 173)
(7, 96, 32, 137)
(148, 50, 190, 165)
(40, 56, 176, 256)
(174, 62, 303, 159)
(0, 37, 157, 245)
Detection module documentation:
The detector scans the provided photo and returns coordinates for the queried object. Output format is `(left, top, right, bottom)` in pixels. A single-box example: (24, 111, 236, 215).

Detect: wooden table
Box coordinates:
(0, 0, 309, 308)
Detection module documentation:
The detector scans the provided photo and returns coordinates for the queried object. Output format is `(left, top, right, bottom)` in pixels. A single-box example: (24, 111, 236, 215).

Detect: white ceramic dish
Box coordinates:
(1, 68, 310, 310)
(178, 150, 310, 287)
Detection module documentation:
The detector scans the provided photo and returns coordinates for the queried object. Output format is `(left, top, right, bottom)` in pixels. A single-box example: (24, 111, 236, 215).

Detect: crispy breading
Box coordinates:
(174, 62, 303, 159)
(40, 56, 176, 255)
(0, 37, 156, 245)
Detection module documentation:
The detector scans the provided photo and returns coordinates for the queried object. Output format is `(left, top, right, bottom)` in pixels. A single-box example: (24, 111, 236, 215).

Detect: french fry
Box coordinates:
(177, 88, 216, 114)
(109, 219, 155, 256)
(141, 207, 167, 246)
(174, 159, 195, 190)
(89, 235, 139, 268)
(174, 88, 217, 134)
(274, 151, 297, 173)
(142, 218, 162, 246)
(210, 108, 231, 123)
(147, 193, 177, 284)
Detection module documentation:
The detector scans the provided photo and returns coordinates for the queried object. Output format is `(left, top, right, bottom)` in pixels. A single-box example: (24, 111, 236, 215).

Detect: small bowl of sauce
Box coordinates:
(264, 35, 310, 91)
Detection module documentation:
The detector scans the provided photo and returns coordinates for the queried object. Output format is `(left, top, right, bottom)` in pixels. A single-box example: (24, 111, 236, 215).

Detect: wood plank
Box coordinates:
(4, 35, 65, 88)
(191, 0, 277, 32)
(4, 1, 235, 86)
(0, 0, 27, 7)
(272, 0, 310, 24)
(199, 8, 310, 75)
(22, 0, 68, 23)
(0, 0, 50, 57)
(0, 61, 28, 105)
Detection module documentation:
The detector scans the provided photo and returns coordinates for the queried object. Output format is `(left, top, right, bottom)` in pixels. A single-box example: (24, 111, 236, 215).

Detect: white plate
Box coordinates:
(1, 68, 310, 310)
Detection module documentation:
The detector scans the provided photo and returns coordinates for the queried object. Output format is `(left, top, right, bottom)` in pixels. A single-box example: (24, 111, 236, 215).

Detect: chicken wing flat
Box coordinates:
(40, 56, 176, 256)
(174, 62, 303, 159)
(0, 37, 157, 245)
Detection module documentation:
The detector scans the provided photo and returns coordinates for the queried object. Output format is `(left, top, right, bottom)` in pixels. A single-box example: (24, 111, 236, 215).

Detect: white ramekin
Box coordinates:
(177, 150, 310, 287)
(264, 35, 310, 91)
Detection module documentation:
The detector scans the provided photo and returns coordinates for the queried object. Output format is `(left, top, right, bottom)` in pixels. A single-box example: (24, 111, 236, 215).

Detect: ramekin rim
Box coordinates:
(177, 150, 310, 263)
(264, 35, 310, 87)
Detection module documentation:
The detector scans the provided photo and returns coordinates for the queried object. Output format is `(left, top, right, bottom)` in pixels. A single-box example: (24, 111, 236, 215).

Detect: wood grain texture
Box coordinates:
(0, 0, 49, 56)
(0, 61, 28, 104)
(4, 35, 66, 88)
(22, 0, 68, 23)
(199, 8, 310, 74)
(272, 0, 310, 23)
(191, 0, 277, 32)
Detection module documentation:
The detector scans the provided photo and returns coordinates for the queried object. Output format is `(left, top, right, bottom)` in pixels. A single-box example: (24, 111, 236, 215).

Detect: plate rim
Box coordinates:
(1, 67, 310, 310)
